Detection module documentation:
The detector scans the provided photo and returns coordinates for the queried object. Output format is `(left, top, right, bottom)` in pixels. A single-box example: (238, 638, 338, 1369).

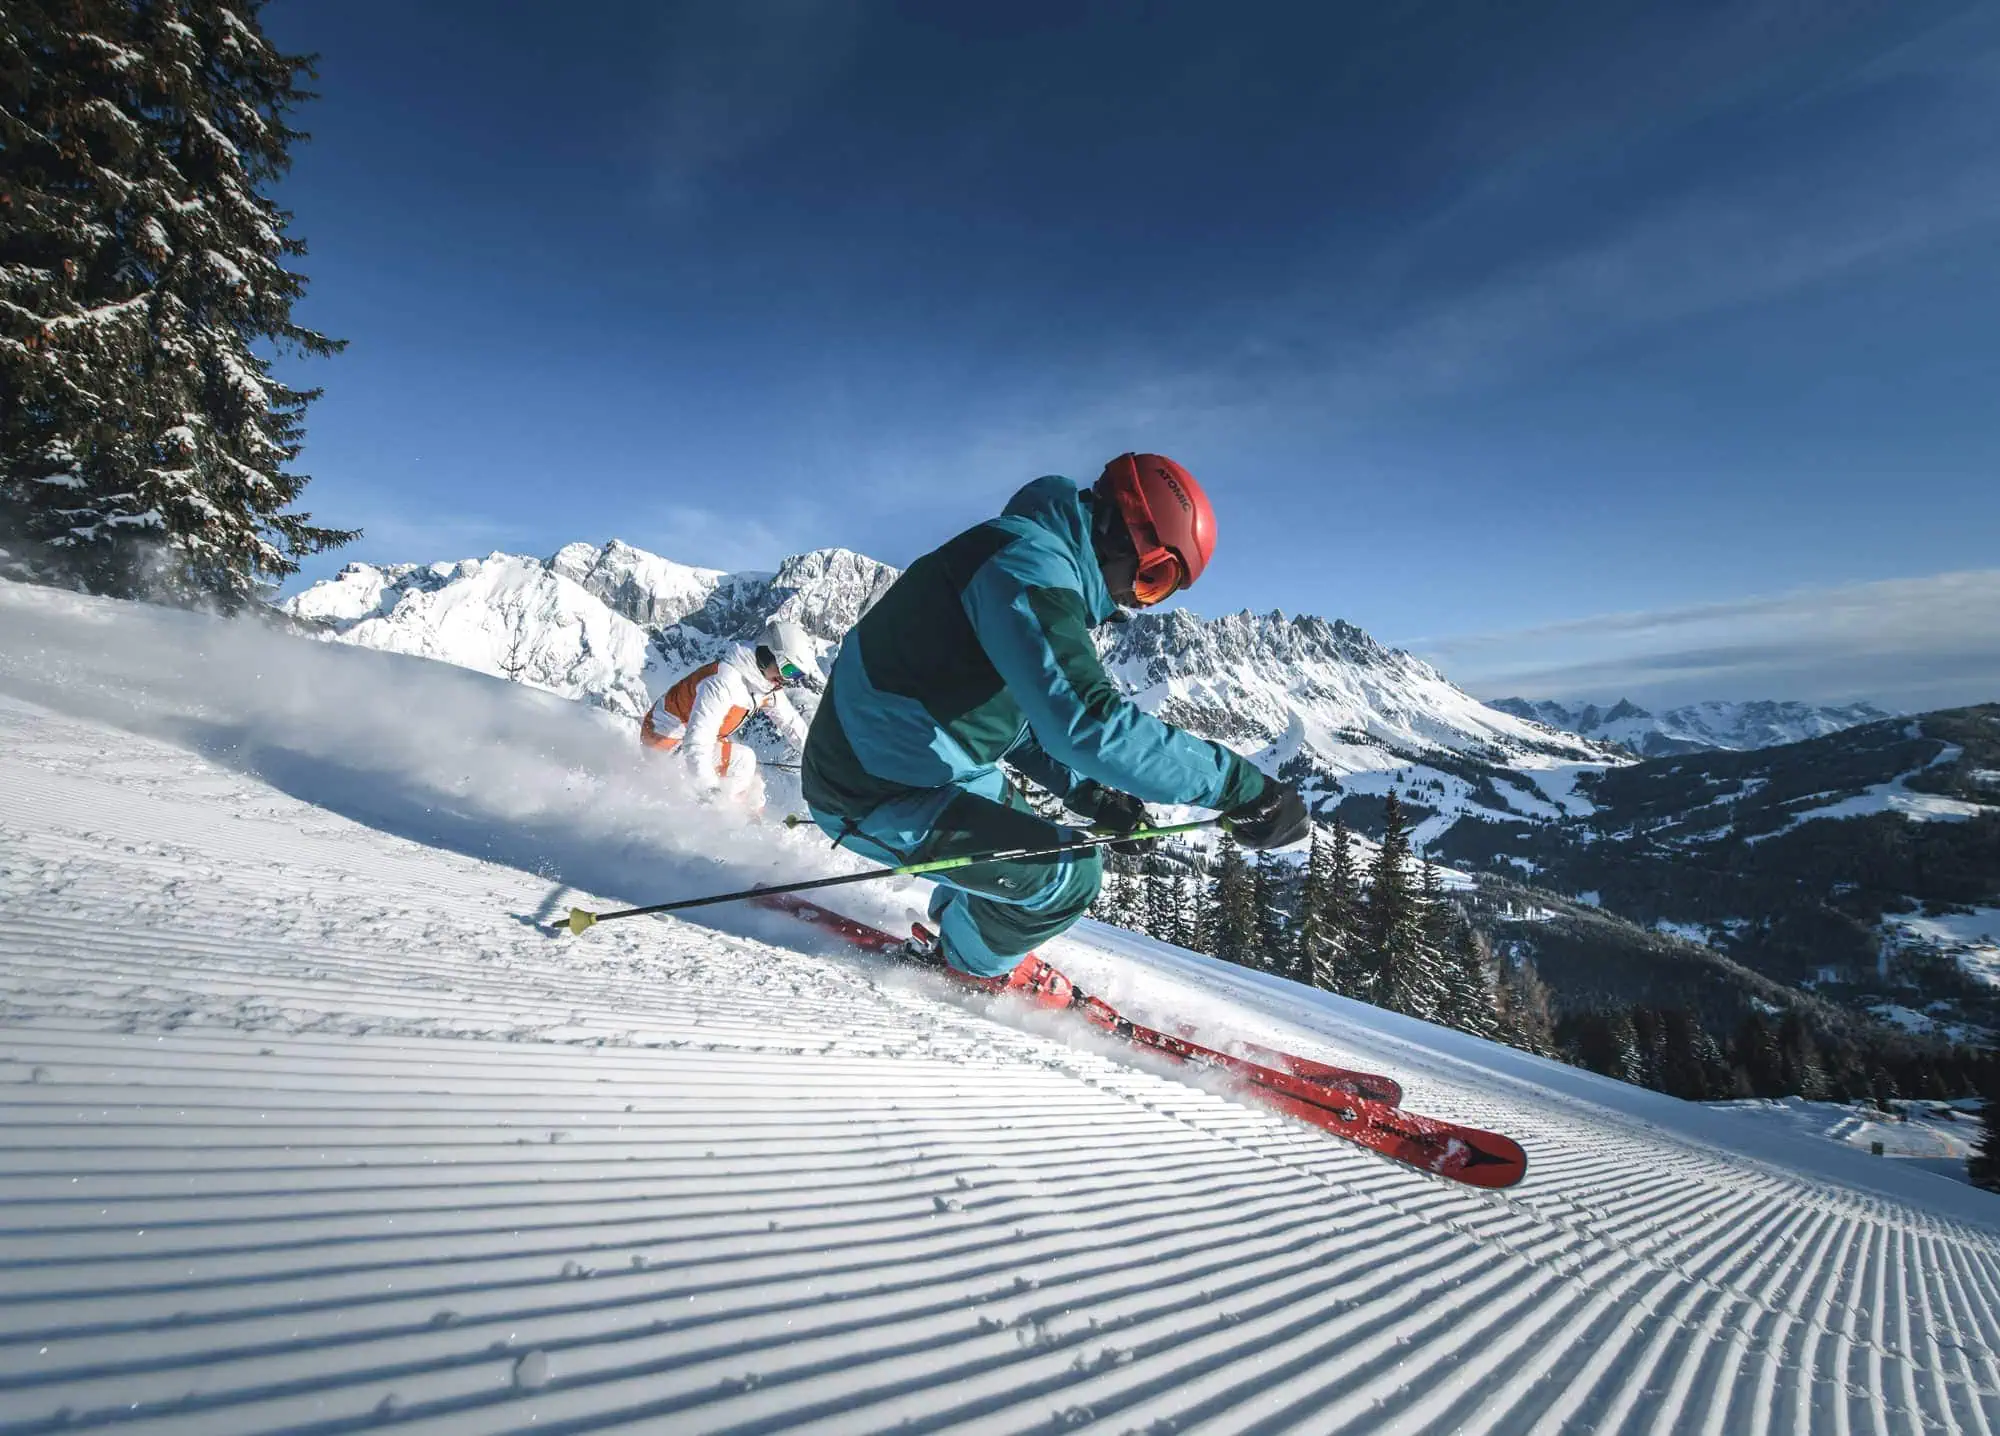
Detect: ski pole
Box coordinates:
(559, 818, 1216, 936)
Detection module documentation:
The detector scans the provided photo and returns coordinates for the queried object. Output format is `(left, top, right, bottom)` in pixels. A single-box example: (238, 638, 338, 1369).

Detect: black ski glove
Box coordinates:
(1224, 777, 1310, 850)
(1071, 781, 1154, 856)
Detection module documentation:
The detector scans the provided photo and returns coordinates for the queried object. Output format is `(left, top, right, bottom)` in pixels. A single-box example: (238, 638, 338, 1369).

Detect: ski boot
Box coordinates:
(906, 924, 1078, 1011)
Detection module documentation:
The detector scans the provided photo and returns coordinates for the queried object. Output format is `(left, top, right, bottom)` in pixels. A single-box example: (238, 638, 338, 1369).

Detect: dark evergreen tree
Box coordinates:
(1442, 923, 1499, 1039)
(1144, 857, 1177, 943)
(2, 0, 355, 605)
(1203, 831, 1257, 965)
(1565, 1008, 1644, 1085)
(1363, 795, 1448, 1021)
(1628, 1007, 1667, 1092)
(1251, 851, 1288, 973)
(1171, 870, 1199, 950)
(1493, 949, 1559, 1056)
(1312, 814, 1364, 995)
(1656, 1008, 1719, 1100)
(1971, 1067, 2000, 1194)
(1730, 1012, 1784, 1097)
(1776, 1012, 1829, 1100)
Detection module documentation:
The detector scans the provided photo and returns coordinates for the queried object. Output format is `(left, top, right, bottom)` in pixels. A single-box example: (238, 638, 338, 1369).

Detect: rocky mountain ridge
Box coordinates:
(1493, 696, 1896, 757)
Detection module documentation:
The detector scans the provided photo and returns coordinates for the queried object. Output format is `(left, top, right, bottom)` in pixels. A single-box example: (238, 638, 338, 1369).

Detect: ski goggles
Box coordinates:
(1105, 457, 1188, 606)
(756, 645, 811, 686)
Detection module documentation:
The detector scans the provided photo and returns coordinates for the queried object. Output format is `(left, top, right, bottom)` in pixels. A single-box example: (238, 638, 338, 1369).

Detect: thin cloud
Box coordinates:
(1414, 570, 2000, 711)
(627, 498, 825, 575)
(1129, 8, 2000, 427)
(646, 0, 862, 212)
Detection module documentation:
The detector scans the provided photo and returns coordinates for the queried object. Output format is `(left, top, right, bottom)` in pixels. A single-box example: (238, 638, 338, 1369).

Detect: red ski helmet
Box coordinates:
(1094, 452, 1215, 605)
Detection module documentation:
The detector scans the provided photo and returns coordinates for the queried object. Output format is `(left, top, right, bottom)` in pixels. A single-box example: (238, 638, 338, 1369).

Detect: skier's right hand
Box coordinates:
(1224, 777, 1310, 850)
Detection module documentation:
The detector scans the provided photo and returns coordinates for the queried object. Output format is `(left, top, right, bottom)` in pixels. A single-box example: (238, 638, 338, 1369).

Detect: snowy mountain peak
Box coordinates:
(759, 547, 902, 639)
(1492, 695, 1897, 756)
(282, 550, 669, 719)
(1104, 607, 1602, 761)
(546, 539, 727, 629)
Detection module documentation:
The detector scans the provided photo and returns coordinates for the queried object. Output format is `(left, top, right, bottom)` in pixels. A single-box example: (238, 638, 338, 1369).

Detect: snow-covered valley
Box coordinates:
(4, 581, 2000, 1433)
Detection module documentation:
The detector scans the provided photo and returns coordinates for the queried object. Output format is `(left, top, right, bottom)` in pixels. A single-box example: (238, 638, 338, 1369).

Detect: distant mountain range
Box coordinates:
(1491, 696, 1896, 757)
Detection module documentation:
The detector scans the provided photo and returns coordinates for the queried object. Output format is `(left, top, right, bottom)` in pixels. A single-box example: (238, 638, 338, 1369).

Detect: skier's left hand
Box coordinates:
(1072, 781, 1153, 855)
(1224, 776, 1310, 850)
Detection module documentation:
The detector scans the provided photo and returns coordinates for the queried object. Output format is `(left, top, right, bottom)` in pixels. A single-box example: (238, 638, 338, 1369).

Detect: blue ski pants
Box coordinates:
(807, 770, 1101, 977)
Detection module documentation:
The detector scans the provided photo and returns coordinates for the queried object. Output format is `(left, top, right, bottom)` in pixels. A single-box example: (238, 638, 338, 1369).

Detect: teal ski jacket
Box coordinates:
(802, 476, 1265, 829)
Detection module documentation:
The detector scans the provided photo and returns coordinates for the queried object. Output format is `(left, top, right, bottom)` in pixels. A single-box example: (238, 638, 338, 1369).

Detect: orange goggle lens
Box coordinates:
(1132, 550, 1186, 606)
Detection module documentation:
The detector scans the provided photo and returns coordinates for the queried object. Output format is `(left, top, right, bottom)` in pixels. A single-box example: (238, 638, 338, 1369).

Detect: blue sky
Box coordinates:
(264, 2, 2000, 710)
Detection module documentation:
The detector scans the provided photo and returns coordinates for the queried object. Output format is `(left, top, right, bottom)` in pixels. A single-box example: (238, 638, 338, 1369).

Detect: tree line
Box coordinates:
(1092, 793, 2000, 1191)
(1095, 794, 1561, 1055)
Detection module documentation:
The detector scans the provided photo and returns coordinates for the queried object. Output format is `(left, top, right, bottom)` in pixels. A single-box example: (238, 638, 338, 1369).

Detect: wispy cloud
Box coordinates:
(645, 0, 862, 212)
(1119, 8, 2000, 428)
(623, 497, 824, 575)
(1414, 570, 2000, 711)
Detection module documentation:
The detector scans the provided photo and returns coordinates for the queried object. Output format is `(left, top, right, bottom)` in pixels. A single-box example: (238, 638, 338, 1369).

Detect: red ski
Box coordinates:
(755, 892, 1526, 1189)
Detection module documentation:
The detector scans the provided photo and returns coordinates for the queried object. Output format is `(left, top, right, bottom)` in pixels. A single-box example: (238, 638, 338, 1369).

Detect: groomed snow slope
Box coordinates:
(3, 582, 2000, 1436)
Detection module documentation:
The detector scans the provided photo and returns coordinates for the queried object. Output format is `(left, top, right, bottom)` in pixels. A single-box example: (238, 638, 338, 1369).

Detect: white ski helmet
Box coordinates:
(755, 618, 817, 687)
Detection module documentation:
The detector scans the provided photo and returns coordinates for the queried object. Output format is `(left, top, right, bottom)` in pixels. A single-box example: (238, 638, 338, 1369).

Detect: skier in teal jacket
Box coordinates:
(802, 452, 1309, 983)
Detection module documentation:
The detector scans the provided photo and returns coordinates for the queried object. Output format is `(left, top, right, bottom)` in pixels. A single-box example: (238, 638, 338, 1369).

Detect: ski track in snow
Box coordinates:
(3, 606, 2000, 1432)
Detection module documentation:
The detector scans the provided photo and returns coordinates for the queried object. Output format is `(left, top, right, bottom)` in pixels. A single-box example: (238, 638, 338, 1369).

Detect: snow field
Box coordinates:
(3, 584, 2000, 1433)
(1890, 910, 2000, 991)
(1708, 1099, 1984, 1185)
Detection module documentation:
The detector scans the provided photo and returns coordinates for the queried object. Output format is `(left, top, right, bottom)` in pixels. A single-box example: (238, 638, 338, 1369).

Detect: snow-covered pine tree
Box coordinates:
(1107, 860, 1144, 932)
(1203, 830, 1257, 965)
(1144, 857, 1177, 943)
(1171, 870, 1199, 950)
(1, 0, 353, 606)
(1418, 855, 1448, 945)
(1251, 850, 1288, 974)
(1089, 866, 1120, 923)
(1443, 923, 1500, 1039)
(1292, 826, 1329, 974)
(1310, 813, 1363, 995)
(1361, 794, 1448, 1019)
(1493, 948, 1558, 1055)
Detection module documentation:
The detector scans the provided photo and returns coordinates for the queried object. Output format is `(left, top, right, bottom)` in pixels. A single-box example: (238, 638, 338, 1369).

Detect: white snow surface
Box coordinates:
(1753, 744, 1998, 841)
(4, 579, 2000, 1435)
(1890, 907, 2000, 990)
(1705, 1097, 1984, 1186)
